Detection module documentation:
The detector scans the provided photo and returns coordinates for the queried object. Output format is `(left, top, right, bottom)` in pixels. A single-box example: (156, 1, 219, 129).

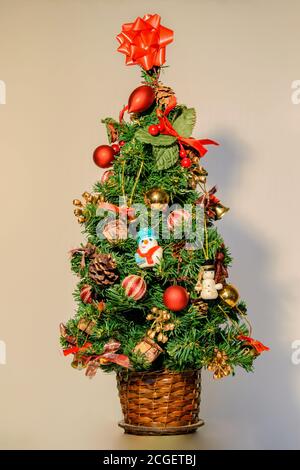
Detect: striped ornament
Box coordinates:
(122, 275, 147, 301)
(80, 285, 93, 304)
(100, 170, 114, 184)
(167, 209, 191, 230)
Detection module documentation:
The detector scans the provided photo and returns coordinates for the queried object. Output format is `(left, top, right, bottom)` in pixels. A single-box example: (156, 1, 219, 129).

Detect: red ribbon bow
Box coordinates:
(63, 342, 92, 357)
(214, 245, 229, 284)
(196, 186, 220, 218)
(157, 96, 219, 158)
(97, 202, 135, 220)
(97, 339, 131, 368)
(85, 340, 131, 378)
(237, 335, 270, 354)
(116, 14, 174, 70)
(69, 243, 97, 269)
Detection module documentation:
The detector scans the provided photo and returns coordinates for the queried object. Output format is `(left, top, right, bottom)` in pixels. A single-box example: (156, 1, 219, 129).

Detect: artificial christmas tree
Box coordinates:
(60, 14, 269, 435)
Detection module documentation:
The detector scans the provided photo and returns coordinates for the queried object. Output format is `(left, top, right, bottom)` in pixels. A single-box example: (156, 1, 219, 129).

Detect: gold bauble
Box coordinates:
(144, 188, 169, 210)
(198, 175, 207, 184)
(82, 191, 91, 201)
(74, 208, 83, 217)
(219, 284, 239, 307)
(157, 332, 164, 342)
(73, 199, 82, 207)
(71, 359, 86, 370)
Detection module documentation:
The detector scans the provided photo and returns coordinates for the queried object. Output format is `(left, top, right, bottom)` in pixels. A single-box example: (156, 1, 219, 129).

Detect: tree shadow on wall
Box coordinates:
(196, 131, 299, 449)
(108, 132, 299, 450)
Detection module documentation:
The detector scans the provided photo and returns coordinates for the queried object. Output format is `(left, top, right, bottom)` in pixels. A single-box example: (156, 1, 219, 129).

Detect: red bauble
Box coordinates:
(148, 124, 160, 136)
(93, 145, 115, 168)
(122, 275, 147, 301)
(119, 140, 125, 147)
(179, 149, 187, 158)
(163, 285, 189, 311)
(180, 157, 192, 168)
(80, 285, 93, 304)
(128, 85, 155, 114)
(111, 143, 120, 154)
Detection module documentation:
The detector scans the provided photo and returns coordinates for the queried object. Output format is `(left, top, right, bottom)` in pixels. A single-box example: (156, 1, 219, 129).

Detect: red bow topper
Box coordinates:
(196, 186, 220, 218)
(157, 95, 219, 158)
(237, 335, 270, 354)
(116, 14, 174, 70)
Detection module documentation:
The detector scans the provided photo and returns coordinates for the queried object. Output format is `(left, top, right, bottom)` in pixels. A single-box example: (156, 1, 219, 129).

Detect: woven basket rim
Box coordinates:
(117, 368, 201, 377)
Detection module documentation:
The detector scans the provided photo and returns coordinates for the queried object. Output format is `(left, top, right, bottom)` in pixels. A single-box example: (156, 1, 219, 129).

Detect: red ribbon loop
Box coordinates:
(98, 339, 131, 368)
(63, 342, 92, 357)
(157, 96, 219, 157)
(237, 335, 270, 354)
(116, 14, 174, 70)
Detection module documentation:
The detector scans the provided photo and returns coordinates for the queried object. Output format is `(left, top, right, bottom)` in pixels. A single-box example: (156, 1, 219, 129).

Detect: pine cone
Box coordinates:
(208, 349, 232, 379)
(172, 240, 186, 260)
(155, 83, 175, 108)
(191, 298, 209, 315)
(88, 253, 118, 286)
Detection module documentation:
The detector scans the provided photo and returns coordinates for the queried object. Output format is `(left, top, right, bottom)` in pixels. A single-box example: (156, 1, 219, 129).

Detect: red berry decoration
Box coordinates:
(148, 124, 160, 136)
(111, 143, 120, 154)
(157, 122, 165, 133)
(80, 285, 93, 304)
(119, 140, 125, 147)
(179, 149, 187, 158)
(163, 285, 189, 312)
(180, 157, 192, 168)
(122, 275, 147, 301)
(93, 145, 115, 168)
(128, 85, 155, 114)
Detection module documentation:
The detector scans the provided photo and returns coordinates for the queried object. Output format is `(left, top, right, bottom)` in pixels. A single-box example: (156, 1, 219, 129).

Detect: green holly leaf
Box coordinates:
(101, 118, 120, 144)
(135, 128, 176, 146)
(172, 108, 196, 138)
(153, 144, 179, 170)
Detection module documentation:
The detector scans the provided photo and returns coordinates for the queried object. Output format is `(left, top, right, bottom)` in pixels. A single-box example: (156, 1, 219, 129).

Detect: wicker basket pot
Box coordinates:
(117, 369, 204, 435)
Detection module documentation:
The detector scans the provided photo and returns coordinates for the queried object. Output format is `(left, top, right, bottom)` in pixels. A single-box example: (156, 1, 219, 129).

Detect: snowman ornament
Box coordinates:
(195, 261, 223, 300)
(135, 228, 163, 268)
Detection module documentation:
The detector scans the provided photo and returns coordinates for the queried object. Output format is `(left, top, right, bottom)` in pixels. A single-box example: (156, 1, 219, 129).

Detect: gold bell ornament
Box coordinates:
(214, 203, 230, 220)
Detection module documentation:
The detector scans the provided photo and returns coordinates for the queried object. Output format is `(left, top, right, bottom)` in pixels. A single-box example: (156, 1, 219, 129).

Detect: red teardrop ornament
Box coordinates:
(128, 85, 155, 114)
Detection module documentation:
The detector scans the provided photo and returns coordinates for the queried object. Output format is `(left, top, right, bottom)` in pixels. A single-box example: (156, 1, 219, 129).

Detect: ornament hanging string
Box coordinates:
(157, 96, 219, 157)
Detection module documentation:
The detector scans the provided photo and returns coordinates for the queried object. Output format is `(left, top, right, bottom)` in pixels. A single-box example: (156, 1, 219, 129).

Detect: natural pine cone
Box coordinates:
(88, 253, 118, 286)
(191, 298, 209, 315)
(155, 83, 175, 108)
(208, 349, 232, 379)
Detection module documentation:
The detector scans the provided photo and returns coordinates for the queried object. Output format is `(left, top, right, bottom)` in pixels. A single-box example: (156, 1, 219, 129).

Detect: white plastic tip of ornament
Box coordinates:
(0, 340, 6, 365)
(291, 80, 300, 105)
(0, 80, 6, 104)
(291, 339, 300, 365)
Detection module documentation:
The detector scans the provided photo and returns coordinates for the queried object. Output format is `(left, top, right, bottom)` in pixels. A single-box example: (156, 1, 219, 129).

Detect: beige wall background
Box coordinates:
(0, 0, 299, 449)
